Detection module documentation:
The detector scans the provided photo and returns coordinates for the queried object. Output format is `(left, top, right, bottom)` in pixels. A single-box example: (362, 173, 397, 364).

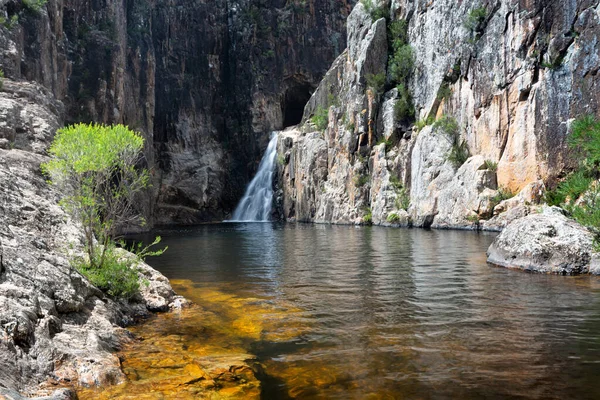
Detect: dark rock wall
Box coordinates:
(0, 0, 353, 225)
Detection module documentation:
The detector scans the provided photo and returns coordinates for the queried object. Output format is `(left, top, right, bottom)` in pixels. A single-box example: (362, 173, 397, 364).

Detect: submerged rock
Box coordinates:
(486, 208, 599, 275)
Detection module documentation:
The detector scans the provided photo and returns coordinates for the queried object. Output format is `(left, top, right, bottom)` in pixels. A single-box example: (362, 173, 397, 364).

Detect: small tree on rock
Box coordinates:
(42, 123, 152, 282)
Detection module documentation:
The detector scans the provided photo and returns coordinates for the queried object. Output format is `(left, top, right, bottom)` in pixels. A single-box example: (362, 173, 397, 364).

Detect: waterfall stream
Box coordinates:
(229, 133, 278, 222)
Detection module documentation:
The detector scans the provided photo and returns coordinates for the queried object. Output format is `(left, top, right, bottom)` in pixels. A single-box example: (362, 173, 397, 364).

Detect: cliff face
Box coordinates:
(0, 0, 353, 226)
(277, 0, 600, 230)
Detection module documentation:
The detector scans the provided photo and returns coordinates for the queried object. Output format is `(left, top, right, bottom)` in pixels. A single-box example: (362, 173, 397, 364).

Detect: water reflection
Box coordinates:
(127, 224, 600, 399)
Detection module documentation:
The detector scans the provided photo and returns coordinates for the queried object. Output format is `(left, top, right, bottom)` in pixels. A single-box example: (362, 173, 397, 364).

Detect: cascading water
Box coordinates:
(229, 133, 279, 222)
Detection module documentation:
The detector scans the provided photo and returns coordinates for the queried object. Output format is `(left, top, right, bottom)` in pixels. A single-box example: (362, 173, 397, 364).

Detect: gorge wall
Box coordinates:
(0, 0, 353, 226)
(277, 0, 600, 230)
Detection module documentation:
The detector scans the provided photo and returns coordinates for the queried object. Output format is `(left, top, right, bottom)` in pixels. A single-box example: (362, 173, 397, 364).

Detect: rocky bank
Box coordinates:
(276, 0, 600, 232)
(0, 76, 187, 397)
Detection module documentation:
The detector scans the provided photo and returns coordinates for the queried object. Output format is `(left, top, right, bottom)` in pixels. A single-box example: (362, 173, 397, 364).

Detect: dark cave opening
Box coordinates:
(282, 84, 312, 128)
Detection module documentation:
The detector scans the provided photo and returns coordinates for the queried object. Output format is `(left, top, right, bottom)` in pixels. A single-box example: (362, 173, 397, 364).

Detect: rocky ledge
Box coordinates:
(0, 80, 187, 398)
(487, 207, 600, 275)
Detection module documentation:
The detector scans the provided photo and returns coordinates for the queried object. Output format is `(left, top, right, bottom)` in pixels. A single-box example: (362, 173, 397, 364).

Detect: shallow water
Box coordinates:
(82, 223, 600, 399)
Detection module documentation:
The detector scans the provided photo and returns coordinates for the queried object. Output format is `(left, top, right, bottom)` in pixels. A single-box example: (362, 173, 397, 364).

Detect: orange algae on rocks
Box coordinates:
(76, 279, 310, 399)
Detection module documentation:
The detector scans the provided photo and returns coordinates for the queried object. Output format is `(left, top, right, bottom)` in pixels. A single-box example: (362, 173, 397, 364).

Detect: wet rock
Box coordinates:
(487, 208, 598, 275)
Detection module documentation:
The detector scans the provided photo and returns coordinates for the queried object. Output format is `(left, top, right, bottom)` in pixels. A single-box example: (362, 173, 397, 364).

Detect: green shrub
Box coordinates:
(363, 207, 373, 224)
(42, 123, 160, 299)
(366, 72, 386, 94)
(568, 114, 600, 168)
(387, 213, 400, 223)
(389, 45, 414, 84)
(433, 115, 460, 137)
(0, 69, 4, 90)
(361, 0, 389, 22)
(464, 6, 487, 34)
(415, 116, 435, 132)
(376, 137, 392, 150)
(390, 175, 410, 210)
(483, 159, 498, 172)
(22, 0, 47, 13)
(437, 83, 452, 102)
(388, 19, 409, 52)
(395, 83, 415, 121)
(545, 170, 592, 207)
(448, 140, 470, 168)
(311, 106, 329, 131)
(492, 187, 515, 204)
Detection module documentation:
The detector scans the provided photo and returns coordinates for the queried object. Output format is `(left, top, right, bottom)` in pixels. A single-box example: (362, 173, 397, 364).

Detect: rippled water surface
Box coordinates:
(96, 223, 600, 399)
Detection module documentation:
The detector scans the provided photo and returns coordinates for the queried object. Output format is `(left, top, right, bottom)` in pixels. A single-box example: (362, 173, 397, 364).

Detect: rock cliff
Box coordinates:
(0, 79, 185, 397)
(277, 0, 600, 230)
(0, 0, 353, 226)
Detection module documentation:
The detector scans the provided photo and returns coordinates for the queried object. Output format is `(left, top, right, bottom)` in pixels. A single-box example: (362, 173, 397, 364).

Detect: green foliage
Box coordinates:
(390, 175, 410, 210)
(354, 174, 369, 187)
(464, 6, 487, 34)
(437, 83, 452, 102)
(545, 170, 592, 207)
(387, 213, 400, 223)
(277, 154, 286, 166)
(433, 115, 459, 137)
(388, 19, 409, 52)
(448, 140, 470, 168)
(363, 207, 373, 224)
(394, 83, 415, 121)
(570, 185, 600, 250)
(466, 214, 480, 223)
(311, 106, 329, 131)
(376, 137, 392, 150)
(568, 115, 600, 169)
(42, 124, 150, 275)
(73, 246, 141, 299)
(22, 0, 47, 13)
(493, 187, 515, 204)
(0, 14, 19, 29)
(483, 160, 498, 172)
(366, 72, 386, 94)
(389, 45, 414, 84)
(415, 116, 435, 132)
(361, 0, 389, 22)
(434, 116, 469, 168)
(0, 69, 4, 90)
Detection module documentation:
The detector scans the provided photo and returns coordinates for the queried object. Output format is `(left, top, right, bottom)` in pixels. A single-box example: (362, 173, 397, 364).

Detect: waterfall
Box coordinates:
(229, 133, 279, 222)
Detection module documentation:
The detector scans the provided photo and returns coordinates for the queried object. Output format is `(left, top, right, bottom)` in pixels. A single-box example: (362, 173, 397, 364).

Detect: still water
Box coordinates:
(83, 223, 600, 399)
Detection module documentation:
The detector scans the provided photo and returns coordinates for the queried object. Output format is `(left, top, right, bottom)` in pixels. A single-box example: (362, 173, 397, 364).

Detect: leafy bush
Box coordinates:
(395, 83, 415, 121)
(464, 6, 487, 34)
(448, 140, 470, 168)
(22, 0, 47, 13)
(390, 175, 410, 210)
(0, 69, 4, 90)
(376, 137, 392, 150)
(545, 170, 592, 207)
(363, 207, 373, 224)
(42, 123, 159, 299)
(484, 160, 498, 172)
(568, 114, 600, 168)
(311, 106, 329, 131)
(492, 187, 515, 204)
(389, 45, 414, 84)
(387, 213, 400, 223)
(361, 0, 389, 22)
(388, 19, 408, 51)
(415, 116, 435, 132)
(433, 115, 460, 137)
(366, 72, 386, 94)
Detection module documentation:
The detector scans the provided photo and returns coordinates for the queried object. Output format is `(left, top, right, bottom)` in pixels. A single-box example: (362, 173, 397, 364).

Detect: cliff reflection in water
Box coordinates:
(84, 224, 600, 399)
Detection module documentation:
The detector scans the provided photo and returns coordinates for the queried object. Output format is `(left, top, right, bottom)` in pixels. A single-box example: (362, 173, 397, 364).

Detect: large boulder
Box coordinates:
(486, 208, 600, 275)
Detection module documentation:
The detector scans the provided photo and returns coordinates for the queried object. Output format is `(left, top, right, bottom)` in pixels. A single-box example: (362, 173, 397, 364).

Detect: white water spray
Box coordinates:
(229, 133, 279, 222)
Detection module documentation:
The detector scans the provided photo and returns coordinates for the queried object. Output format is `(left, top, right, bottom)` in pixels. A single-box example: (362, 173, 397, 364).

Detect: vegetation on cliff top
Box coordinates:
(42, 123, 164, 299)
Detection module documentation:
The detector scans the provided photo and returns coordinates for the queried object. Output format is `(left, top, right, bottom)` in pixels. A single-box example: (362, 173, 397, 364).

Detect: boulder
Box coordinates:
(487, 207, 599, 275)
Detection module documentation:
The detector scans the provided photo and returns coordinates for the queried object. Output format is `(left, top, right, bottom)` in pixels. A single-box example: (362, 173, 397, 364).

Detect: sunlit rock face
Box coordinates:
(0, 0, 354, 225)
(277, 0, 600, 229)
